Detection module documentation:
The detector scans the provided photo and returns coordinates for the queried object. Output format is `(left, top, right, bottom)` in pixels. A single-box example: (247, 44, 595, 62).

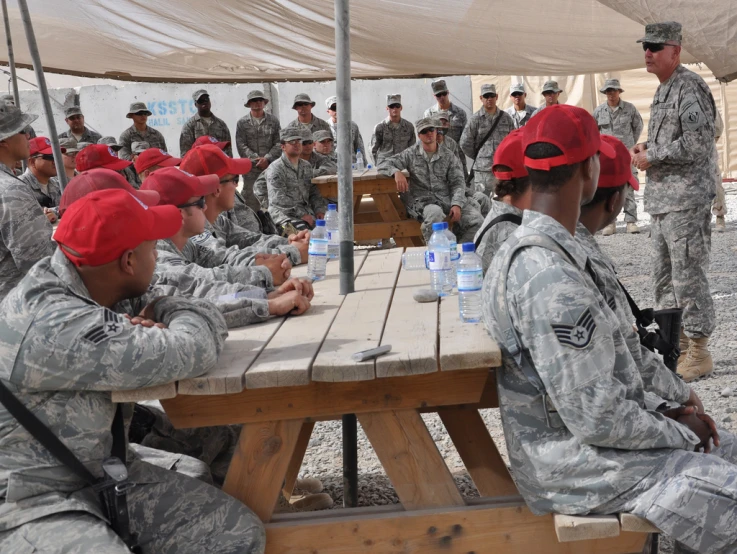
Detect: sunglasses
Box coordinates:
(67, 115, 83, 121)
(387, 103, 402, 109)
(511, 92, 524, 97)
(33, 154, 55, 161)
(196, 97, 210, 104)
(418, 128, 436, 135)
(219, 177, 239, 185)
(482, 93, 497, 99)
(177, 196, 205, 209)
(434, 91, 449, 98)
(642, 42, 673, 53)
(328, 104, 337, 111)
(294, 102, 310, 108)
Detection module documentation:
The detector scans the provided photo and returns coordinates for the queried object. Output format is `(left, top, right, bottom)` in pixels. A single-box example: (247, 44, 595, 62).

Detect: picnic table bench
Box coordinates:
(114, 248, 654, 553)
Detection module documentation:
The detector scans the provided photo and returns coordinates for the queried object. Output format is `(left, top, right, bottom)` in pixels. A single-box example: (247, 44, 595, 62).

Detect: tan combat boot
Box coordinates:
(602, 223, 617, 236)
(677, 337, 713, 382)
(716, 216, 726, 232)
(626, 222, 641, 234)
(677, 329, 690, 367)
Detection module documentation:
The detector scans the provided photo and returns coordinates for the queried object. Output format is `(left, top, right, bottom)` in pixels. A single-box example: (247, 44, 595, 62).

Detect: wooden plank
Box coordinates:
(375, 248, 438, 378)
(112, 383, 176, 403)
(265, 499, 649, 554)
(222, 419, 303, 523)
(358, 409, 464, 509)
(554, 514, 621, 542)
(373, 193, 416, 247)
(312, 168, 407, 184)
(244, 251, 367, 389)
(437, 407, 518, 497)
(312, 249, 402, 382)
(282, 422, 315, 501)
(438, 295, 502, 371)
(353, 220, 422, 242)
(161, 368, 488, 428)
(619, 513, 660, 534)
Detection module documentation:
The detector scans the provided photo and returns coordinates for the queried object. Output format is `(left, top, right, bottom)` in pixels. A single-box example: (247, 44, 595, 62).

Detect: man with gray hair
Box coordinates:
(424, 79, 467, 143)
(370, 94, 416, 165)
(118, 101, 168, 161)
(325, 95, 367, 164)
(286, 93, 331, 135)
(58, 105, 101, 144)
(531, 80, 563, 116)
(594, 78, 644, 235)
(180, 89, 233, 157)
(506, 83, 536, 128)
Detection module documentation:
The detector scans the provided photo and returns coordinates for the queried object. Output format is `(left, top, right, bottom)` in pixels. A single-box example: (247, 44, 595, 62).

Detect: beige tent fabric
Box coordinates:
(1, 0, 734, 82)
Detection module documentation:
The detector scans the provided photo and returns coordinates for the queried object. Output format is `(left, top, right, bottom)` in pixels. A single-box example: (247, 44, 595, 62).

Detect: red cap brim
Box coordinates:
(226, 157, 252, 176)
(133, 189, 161, 207)
(197, 174, 220, 196)
(102, 159, 133, 171)
(158, 157, 181, 167)
(217, 140, 231, 150)
(599, 140, 616, 161)
(628, 173, 640, 191)
(146, 204, 184, 240)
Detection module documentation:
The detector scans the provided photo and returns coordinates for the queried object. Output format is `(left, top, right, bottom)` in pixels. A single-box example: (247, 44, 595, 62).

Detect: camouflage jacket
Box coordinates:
(58, 127, 102, 145)
(644, 65, 718, 215)
(0, 164, 54, 301)
(179, 113, 233, 157)
(266, 153, 328, 224)
(285, 115, 331, 136)
(328, 119, 368, 164)
(235, 112, 282, 179)
(593, 100, 643, 149)
(19, 169, 61, 209)
(370, 117, 416, 165)
(0, 249, 227, 530)
(378, 142, 466, 218)
(505, 104, 537, 129)
(424, 103, 467, 143)
(305, 151, 337, 178)
(474, 199, 522, 274)
(482, 210, 699, 515)
(205, 218, 301, 265)
(224, 193, 263, 233)
(438, 135, 468, 178)
(118, 125, 168, 161)
(460, 107, 514, 172)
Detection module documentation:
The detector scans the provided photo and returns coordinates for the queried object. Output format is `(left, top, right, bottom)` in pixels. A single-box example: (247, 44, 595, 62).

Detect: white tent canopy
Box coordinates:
(1, 0, 736, 83)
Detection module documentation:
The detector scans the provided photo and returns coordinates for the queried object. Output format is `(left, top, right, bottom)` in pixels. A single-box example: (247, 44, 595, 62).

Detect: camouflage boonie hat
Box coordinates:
(510, 83, 525, 95)
(59, 137, 80, 153)
(637, 21, 682, 45)
(98, 136, 123, 151)
(415, 117, 436, 134)
(0, 103, 38, 142)
(313, 130, 333, 142)
(245, 90, 268, 106)
(541, 80, 562, 93)
(76, 141, 94, 151)
(480, 84, 497, 96)
(600, 78, 625, 94)
(280, 127, 303, 142)
(292, 93, 316, 109)
(126, 102, 152, 118)
(131, 141, 151, 154)
(325, 95, 337, 110)
(386, 94, 402, 106)
(431, 80, 448, 95)
(65, 106, 83, 118)
(192, 89, 209, 103)
(298, 127, 313, 144)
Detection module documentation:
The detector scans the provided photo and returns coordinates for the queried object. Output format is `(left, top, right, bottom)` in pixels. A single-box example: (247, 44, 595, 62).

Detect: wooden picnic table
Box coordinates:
(312, 168, 425, 247)
(114, 248, 651, 553)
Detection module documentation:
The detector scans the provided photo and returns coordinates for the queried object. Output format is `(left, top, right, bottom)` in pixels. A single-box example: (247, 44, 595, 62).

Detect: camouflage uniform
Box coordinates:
(118, 126, 168, 161)
(712, 109, 726, 218)
(19, 168, 61, 209)
(58, 126, 102, 145)
(205, 218, 302, 265)
(180, 113, 233, 157)
(0, 249, 265, 553)
(438, 134, 489, 216)
(370, 117, 416, 165)
(266, 153, 328, 228)
(378, 141, 483, 243)
(223, 196, 263, 233)
(306, 150, 337, 178)
(593, 99, 643, 223)
(460, 107, 515, 195)
(424, 103, 467, 144)
(328, 118, 367, 164)
(644, 64, 718, 338)
(286, 115, 331, 136)
(474, 199, 522, 274)
(505, 104, 536, 129)
(235, 112, 282, 212)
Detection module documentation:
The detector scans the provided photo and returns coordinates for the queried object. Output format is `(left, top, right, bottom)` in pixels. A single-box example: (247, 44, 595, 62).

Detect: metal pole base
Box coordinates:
(342, 413, 358, 508)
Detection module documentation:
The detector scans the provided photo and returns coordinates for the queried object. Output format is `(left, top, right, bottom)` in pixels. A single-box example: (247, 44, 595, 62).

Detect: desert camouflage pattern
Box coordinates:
(460, 108, 515, 195)
(118, 125, 168, 161)
(266, 153, 328, 226)
(179, 113, 233, 157)
(424, 102, 467, 143)
(370, 117, 416, 165)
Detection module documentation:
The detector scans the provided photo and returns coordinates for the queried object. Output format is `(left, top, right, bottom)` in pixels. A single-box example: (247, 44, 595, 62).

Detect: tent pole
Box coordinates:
(1, 0, 20, 108)
(17, 0, 67, 190)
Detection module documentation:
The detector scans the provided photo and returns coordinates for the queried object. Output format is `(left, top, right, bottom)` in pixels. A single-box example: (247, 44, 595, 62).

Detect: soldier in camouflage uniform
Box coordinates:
(378, 117, 483, 243)
(313, 129, 337, 162)
(460, 83, 515, 197)
(484, 104, 737, 554)
(594, 78, 644, 235)
(298, 127, 337, 178)
(118, 102, 168, 161)
(0, 189, 265, 553)
(325, 95, 368, 164)
(98, 136, 141, 189)
(286, 93, 331, 135)
(531, 80, 563, 117)
(58, 105, 102, 144)
(424, 79, 467, 144)
(58, 136, 80, 180)
(631, 22, 718, 382)
(134, 147, 181, 182)
(180, 90, 233, 158)
(505, 83, 537, 129)
(19, 136, 63, 221)
(371, 94, 416, 165)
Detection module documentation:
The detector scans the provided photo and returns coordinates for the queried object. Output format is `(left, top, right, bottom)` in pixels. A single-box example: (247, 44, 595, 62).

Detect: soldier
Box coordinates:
(299, 127, 337, 178)
(59, 137, 80, 180)
(313, 130, 337, 162)
(99, 136, 141, 189)
(371, 94, 416, 165)
(325, 95, 368, 164)
(713, 109, 727, 232)
(483, 104, 737, 554)
(134, 147, 182, 182)
(531, 80, 563, 116)
(424, 79, 467, 144)
(179, 89, 233, 157)
(460, 83, 515, 198)
(435, 110, 467, 176)
(593, 78, 644, 235)
(0, 188, 265, 553)
(118, 101, 168, 161)
(286, 93, 331, 135)
(0, 94, 35, 138)
(378, 117, 483, 243)
(58, 105, 102, 144)
(19, 136, 65, 222)
(0, 102, 54, 301)
(505, 83, 537, 129)
(631, 22, 718, 381)
(265, 128, 327, 231)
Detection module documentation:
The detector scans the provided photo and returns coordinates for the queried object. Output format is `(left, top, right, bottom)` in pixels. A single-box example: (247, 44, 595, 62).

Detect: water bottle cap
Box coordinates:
(441, 222, 449, 229)
(462, 242, 475, 252)
(431, 222, 445, 231)
(315, 219, 326, 227)
(327, 204, 337, 210)
(367, 164, 373, 169)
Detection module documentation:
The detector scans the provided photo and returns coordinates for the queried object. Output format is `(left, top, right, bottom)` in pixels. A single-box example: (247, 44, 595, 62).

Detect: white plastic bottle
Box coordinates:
(401, 250, 429, 270)
(457, 243, 484, 323)
(441, 222, 459, 289)
(427, 223, 452, 296)
(355, 150, 365, 170)
(307, 220, 328, 281)
(325, 204, 340, 259)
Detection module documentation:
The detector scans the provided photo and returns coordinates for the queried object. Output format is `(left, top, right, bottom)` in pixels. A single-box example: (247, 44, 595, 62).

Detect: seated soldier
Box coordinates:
(483, 105, 737, 554)
(378, 117, 483, 243)
(313, 130, 337, 163)
(0, 188, 265, 553)
(77, 143, 134, 178)
(299, 127, 337, 178)
(265, 128, 327, 231)
(59, 137, 80, 180)
(19, 136, 65, 223)
(134, 147, 181, 183)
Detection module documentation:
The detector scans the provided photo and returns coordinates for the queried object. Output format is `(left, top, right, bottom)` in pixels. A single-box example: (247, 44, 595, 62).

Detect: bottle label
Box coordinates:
(308, 239, 328, 256)
(327, 230, 340, 245)
(457, 269, 483, 291)
(427, 250, 450, 271)
(449, 242, 460, 261)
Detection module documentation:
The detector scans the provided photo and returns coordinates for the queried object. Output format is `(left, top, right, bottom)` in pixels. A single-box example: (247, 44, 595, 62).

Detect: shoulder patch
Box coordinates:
(681, 103, 705, 132)
(551, 307, 596, 349)
(82, 309, 124, 345)
(190, 231, 213, 245)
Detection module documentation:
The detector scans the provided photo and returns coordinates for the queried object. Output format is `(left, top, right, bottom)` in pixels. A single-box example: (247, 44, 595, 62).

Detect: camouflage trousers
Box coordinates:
(712, 181, 727, 217)
(594, 428, 737, 554)
(623, 183, 638, 223)
(651, 205, 715, 338)
(473, 169, 496, 197)
(472, 191, 491, 217)
(240, 171, 265, 212)
(420, 202, 484, 244)
(0, 458, 265, 554)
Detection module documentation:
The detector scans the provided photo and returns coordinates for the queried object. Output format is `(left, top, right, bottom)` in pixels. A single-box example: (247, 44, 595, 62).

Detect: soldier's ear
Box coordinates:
(119, 249, 136, 276)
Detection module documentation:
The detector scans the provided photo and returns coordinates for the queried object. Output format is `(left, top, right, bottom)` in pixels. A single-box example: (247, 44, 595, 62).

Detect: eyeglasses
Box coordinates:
(418, 128, 436, 135)
(294, 102, 310, 108)
(642, 42, 674, 53)
(434, 91, 449, 98)
(33, 154, 55, 161)
(177, 196, 205, 209)
(387, 104, 402, 109)
(284, 139, 301, 145)
(219, 177, 239, 185)
(511, 92, 524, 98)
(482, 93, 497, 99)
(302, 140, 314, 145)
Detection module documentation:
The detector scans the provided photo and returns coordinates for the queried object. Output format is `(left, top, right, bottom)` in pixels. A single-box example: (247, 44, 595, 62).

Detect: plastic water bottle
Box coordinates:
(457, 243, 483, 323)
(325, 204, 340, 259)
(427, 223, 452, 296)
(442, 222, 459, 289)
(355, 150, 365, 170)
(401, 250, 429, 270)
(307, 220, 328, 281)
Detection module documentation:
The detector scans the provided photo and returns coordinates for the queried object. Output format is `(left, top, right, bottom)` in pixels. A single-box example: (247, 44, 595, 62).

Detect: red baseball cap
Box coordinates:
(55, 189, 182, 267)
(598, 135, 639, 191)
(134, 148, 181, 173)
(59, 168, 160, 217)
(193, 135, 231, 150)
(492, 129, 528, 180)
(141, 166, 220, 206)
(180, 144, 252, 178)
(29, 136, 65, 157)
(76, 144, 132, 172)
(522, 105, 615, 170)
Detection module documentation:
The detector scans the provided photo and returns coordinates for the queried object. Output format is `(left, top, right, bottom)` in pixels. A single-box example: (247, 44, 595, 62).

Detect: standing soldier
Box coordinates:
(371, 94, 416, 165)
(58, 105, 101, 144)
(424, 79, 467, 143)
(531, 80, 563, 116)
(325, 95, 368, 163)
(286, 93, 331, 135)
(594, 78, 644, 235)
(180, 89, 233, 157)
(460, 84, 515, 198)
(631, 22, 718, 381)
(505, 83, 536, 128)
(118, 102, 168, 161)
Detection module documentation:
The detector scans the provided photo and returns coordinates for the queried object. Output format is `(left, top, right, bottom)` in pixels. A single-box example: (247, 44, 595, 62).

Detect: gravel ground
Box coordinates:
(294, 183, 737, 553)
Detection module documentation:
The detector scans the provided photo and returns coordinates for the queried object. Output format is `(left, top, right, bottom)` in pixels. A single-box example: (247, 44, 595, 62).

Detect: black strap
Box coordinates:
(616, 278, 655, 327)
(474, 213, 522, 249)
(467, 111, 505, 182)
